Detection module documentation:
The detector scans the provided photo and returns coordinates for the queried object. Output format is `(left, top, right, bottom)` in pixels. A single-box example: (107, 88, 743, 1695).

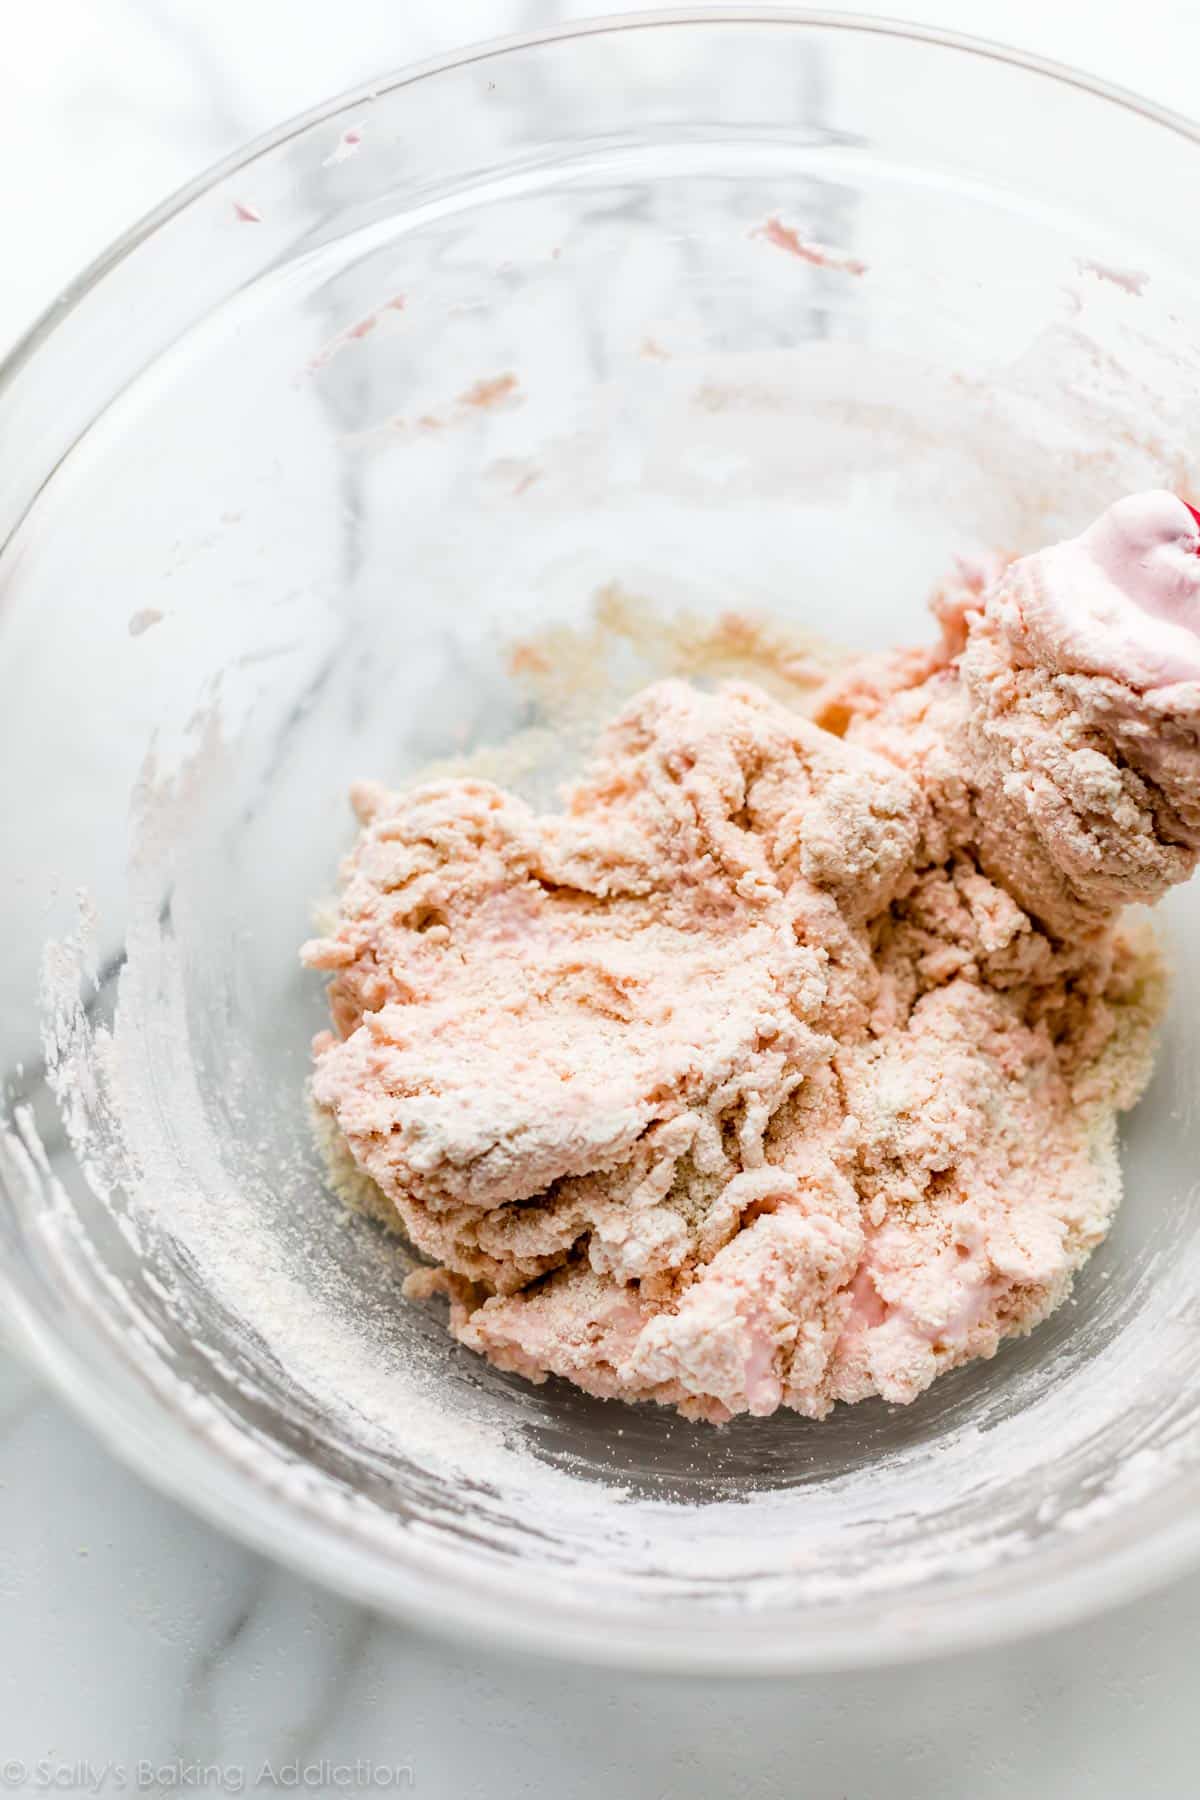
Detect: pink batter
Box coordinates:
(303, 493, 1200, 1422)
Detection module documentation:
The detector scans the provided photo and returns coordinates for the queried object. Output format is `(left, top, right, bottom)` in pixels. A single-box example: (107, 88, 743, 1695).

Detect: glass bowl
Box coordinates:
(3, 11, 1200, 1674)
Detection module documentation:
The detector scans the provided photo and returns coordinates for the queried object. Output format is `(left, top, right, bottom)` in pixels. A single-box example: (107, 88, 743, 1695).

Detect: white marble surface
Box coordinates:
(4, 3, 1200, 1796)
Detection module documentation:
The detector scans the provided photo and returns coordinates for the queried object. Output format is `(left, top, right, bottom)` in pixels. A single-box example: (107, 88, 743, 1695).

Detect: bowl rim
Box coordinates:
(4, 5, 1200, 1674)
(4, 4, 1200, 410)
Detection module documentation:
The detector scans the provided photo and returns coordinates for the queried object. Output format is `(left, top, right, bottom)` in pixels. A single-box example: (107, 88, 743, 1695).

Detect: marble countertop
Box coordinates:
(4, 3, 1200, 1795)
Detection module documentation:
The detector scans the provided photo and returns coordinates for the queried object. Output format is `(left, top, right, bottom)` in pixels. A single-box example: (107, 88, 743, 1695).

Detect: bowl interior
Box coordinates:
(4, 17, 1200, 1668)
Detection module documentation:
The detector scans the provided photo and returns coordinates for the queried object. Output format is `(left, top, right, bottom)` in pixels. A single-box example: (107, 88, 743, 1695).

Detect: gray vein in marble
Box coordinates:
(176, 1563, 381, 1773)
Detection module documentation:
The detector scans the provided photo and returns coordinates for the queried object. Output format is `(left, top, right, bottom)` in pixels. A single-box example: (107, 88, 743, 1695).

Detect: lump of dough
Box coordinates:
(304, 494, 1193, 1421)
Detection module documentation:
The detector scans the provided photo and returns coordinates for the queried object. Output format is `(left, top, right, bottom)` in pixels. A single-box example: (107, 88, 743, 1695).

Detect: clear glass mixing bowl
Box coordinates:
(3, 12, 1200, 1673)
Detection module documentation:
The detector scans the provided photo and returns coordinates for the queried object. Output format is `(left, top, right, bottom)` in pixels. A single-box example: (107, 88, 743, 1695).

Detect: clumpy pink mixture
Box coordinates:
(302, 493, 1200, 1422)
